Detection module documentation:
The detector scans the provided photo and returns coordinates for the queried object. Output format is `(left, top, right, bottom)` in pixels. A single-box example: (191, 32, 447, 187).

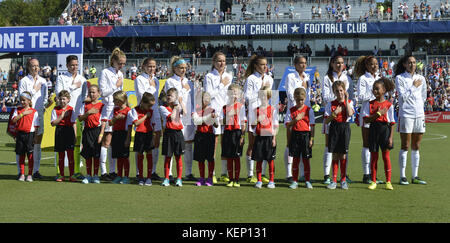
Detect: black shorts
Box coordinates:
(369, 122, 393, 152)
(289, 131, 312, 158)
(162, 129, 185, 157)
(194, 132, 215, 162)
(80, 126, 102, 159)
(133, 131, 153, 154)
(15, 131, 35, 155)
(111, 130, 130, 158)
(221, 130, 243, 159)
(54, 126, 75, 152)
(251, 135, 276, 162)
(328, 121, 351, 154)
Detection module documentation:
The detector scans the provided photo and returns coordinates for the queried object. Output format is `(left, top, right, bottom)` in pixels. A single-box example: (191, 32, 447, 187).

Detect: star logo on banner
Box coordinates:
(291, 24, 300, 33)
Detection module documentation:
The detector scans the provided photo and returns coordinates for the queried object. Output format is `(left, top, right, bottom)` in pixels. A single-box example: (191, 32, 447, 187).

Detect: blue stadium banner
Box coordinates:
(0, 26, 83, 54)
(278, 66, 316, 92)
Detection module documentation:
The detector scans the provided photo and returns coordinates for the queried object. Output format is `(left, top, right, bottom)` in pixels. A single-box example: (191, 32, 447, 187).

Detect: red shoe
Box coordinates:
(69, 177, 77, 182)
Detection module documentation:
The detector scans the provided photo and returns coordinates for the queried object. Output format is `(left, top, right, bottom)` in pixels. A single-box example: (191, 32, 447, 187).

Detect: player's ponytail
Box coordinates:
(353, 55, 376, 79)
(110, 47, 126, 67)
(244, 54, 266, 79)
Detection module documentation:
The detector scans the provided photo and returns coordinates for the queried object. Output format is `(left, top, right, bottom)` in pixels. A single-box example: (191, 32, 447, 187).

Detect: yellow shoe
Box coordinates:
(368, 182, 377, 190)
(220, 174, 230, 183)
(226, 181, 234, 187)
(385, 182, 394, 190)
(212, 176, 218, 184)
(246, 176, 257, 183)
(261, 176, 270, 184)
(233, 181, 241, 188)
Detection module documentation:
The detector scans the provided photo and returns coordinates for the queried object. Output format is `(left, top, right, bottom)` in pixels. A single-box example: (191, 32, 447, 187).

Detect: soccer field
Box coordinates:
(0, 122, 449, 223)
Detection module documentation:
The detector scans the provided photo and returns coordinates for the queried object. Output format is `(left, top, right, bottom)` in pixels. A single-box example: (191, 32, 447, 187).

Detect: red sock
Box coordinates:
(137, 154, 144, 179)
(268, 160, 275, 182)
(86, 158, 92, 176)
(117, 158, 124, 177)
(146, 153, 153, 178)
(332, 160, 339, 183)
(123, 158, 130, 178)
(292, 157, 300, 182)
(302, 158, 310, 182)
(176, 155, 183, 179)
(382, 150, 392, 182)
(27, 153, 34, 176)
(234, 158, 240, 181)
(370, 152, 379, 182)
(227, 158, 234, 180)
(58, 152, 66, 177)
(164, 156, 171, 179)
(340, 158, 347, 182)
(67, 150, 75, 177)
(19, 155, 25, 175)
(198, 161, 205, 179)
(207, 160, 214, 179)
(256, 161, 262, 182)
(93, 158, 100, 176)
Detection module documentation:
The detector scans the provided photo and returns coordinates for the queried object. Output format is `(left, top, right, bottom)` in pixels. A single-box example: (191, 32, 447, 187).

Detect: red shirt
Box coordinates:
(362, 100, 395, 125)
(111, 106, 132, 131)
(290, 105, 315, 132)
(130, 107, 154, 133)
(160, 105, 183, 130)
(255, 105, 278, 136)
(81, 102, 104, 128)
(13, 107, 39, 132)
(195, 107, 215, 133)
(51, 105, 75, 127)
(325, 99, 354, 123)
(221, 102, 246, 131)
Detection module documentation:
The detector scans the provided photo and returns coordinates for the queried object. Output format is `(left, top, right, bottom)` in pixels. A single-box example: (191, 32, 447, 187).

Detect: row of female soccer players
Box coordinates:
(13, 49, 427, 190)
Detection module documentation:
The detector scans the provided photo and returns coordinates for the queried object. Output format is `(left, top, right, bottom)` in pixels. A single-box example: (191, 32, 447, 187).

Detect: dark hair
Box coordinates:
(66, 55, 78, 64)
(353, 55, 376, 78)
(326, 55, 344, 82)
(58, 90, 71, 100)
(293, 55, 307, 64)
(373, 77, 395, 93)
(140, 92, 155, 105)
(394, 55, 415, 77)
(244, 54, 267, 79)
(142, 57, 156, 68)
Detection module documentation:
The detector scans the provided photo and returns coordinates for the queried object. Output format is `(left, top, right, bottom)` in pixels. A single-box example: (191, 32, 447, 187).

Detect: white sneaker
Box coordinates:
(305, 181, 313, 189)
(26, 175, 33, 182)
(254, 181, 263, 189)
(18, 174, 25, 181)
(267, 182, 276, 189)
(144, 178, 152, 186)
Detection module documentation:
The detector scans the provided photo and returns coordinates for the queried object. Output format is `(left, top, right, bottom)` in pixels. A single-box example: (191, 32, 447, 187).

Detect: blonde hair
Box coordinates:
(332, 80, 346, 94)
(211, 51, 226, 71)
(294, 87, 306, 99)
(113, 90, 129, 107)
(110, 47, 126, 67)
(169, 55, 186, 76)
(260, 85, 272, 100)
(58, 90, 71, 100)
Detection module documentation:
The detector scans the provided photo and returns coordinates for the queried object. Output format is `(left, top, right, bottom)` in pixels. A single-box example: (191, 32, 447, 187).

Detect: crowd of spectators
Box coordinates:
(59, 1, 124, 25)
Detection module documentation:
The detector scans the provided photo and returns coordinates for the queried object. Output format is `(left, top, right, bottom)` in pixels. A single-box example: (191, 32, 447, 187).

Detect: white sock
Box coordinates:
(108, 147, 116, 174)
(100, 146, 108, 175)
(16, 154, 20, 174)
(399, 149, 408, 178)
(323, 147, 332, 176)
(362, 147, 371, 175)
(284, 147, 293, 178)
(169, 157, 173, 176)
(152, 148, 159, 174)
(184, 143, 193, 175)
(221, 159, 227, 175)
(33, 144, 41, 173)
(246, 155, 254, 177)
(299, 158, 304, 177)
(411, 150, 420, 178)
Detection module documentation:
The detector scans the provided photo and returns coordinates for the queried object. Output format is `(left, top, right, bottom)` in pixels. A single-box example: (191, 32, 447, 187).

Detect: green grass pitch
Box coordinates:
(0, 122, 449, 223)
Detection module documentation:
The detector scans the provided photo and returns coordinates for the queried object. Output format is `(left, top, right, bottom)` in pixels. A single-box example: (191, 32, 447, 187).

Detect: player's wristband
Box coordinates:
(376, 111, 382, 117)
(20, 113, 24, 118)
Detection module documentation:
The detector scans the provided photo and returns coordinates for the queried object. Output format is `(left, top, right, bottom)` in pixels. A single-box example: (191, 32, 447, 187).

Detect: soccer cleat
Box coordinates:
(205, 178, 213, 186)
(151, 173, 161, 181)
(399, 177, 409, 185)
(81, 176, 90, 184)
(345, 175, 352, 184)
(298, 176, 306, 183)
(32, 171, 43, 179)
(267, 182, 275, 189)
(109, 172, 118, 180)
(73, 172, 84, 180)
(175, 178, 183, 187)
(385, 182, 394, 190)
(144, 178, 152, 186)
(138, 178, 145, 186)
(305, 181, 313, 189)
(196, 178, 205, 186)
(212, 176, 217, 184)
(26, 175, 33, 182)
(254, 181, 263, 189)
(341, 180, 349, 190)
(101, 173, 112, 182)
(411, 177, 427, 185)
(246, 176, 257, 183)
(55, 175, 64, 182)
(233, 181, 240, 188)
(323, 175, 331, 185)
(69, 175, 78, 182)
(327, 181, 337, 189)
(92, 175, 101, 184)
(289, 181, 298, 189)
(18, 174, 25, 182)
(286, 177, 294, 184)
(362, 174, 371, 184)
(112, 176, 122, 184)
(368, 182, 377, 190)
(121, 176, 130, 184)
(185, 174, 197, 181)
(261, 176, 270, 184)
(169, 175, 175, 184)
(220, 174, 230, 182)
(161, 178, 170, 187)
(226, 181, 234, 187)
